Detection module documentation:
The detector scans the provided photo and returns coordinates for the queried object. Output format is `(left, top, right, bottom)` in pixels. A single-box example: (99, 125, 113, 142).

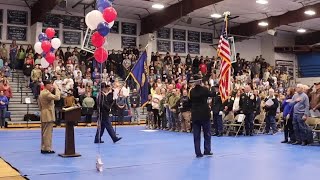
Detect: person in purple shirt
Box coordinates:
(281, 87, 296, 144)
(0, 90, 9, 128)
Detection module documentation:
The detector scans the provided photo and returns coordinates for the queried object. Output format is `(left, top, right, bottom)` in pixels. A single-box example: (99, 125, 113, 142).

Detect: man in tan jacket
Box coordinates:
(38, 80, 60, 154)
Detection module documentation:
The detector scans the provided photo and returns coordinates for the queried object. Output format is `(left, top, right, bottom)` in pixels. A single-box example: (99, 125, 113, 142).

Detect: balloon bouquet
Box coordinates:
(34, 28, 61, 68)
(86, 0, 117, 172)
(85, 0, 117, 64)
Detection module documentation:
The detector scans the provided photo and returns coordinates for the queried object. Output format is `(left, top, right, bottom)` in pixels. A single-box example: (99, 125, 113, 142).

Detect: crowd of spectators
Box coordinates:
(0, 40, 319, 146)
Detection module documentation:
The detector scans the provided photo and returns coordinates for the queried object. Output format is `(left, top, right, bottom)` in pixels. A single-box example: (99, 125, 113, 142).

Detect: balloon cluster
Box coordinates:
(85, 0, 117, 63)
(34, 28, 61, 68)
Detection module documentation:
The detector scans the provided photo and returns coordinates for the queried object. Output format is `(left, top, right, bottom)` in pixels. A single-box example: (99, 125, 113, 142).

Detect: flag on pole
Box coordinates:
(129, 51, 149, 106)
(217, 12, 232, 103)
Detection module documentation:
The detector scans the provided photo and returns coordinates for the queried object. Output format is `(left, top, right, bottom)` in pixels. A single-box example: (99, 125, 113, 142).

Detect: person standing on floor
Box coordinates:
(239, 85, 256, 136)
(116, 90, 127, 125)
(94, 83, 122, 144)
(82, 92, 95, 127)
(0, 90, 8, 128)
(290, 84, 310, 146)
(263, 89, 279, 135)
(130, 89, 141, 124)
(281, 87, 296, 143)
(38, 80, 60, 154)
(211, 84, 224, 137)
(189, 76, 213, 158)
(177, 89, 191, 132)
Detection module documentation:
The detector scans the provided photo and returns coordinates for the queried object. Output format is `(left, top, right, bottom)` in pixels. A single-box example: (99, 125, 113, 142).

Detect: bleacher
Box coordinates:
(3, 68, 148, 128)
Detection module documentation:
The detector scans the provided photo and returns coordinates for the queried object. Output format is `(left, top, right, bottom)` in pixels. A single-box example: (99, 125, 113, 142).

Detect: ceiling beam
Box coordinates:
(31, 0, 63, 25)
(140, 0, 224, 35)
(296, 31, 320, 45)
(230, 3, 320, 37)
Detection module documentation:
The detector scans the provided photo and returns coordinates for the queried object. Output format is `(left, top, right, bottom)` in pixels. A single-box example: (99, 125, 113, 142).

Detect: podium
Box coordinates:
(58, 106, 82, 158)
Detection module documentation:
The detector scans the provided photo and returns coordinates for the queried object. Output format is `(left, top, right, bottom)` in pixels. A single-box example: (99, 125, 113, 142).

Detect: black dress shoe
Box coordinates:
(292, 141, 302, 145)
(281, 140, 288, 143)
(301, 142, 307, 146)
(196, 154, 203, 158)
(41, 150, 55, 154)
(204, 152, 213, 156)
(212, 133, 218, 136)
(287, 141, 294, 144)
(250, 134, 254, 136)
(113, 137, 122, 143)
(94, 140, 104, 144)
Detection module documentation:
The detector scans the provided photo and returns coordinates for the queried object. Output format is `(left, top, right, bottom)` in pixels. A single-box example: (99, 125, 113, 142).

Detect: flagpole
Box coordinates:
(224, 11, 231, 99)
(124, 43, 149, 81)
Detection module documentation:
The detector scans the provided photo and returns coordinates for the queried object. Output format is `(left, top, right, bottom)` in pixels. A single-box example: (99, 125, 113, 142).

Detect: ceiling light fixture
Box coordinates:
(256, 0, 268, 4)
(210, 13, 222, 18)
(152, 3, 164, 9)
(258, 21, 268, 27)
(304, 10, 316, 16)
(297, 28, 306, 33)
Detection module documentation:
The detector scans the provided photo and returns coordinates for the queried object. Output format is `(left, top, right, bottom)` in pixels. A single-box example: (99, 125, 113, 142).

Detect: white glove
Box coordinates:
(286, 114, 290, 120)
(219, 111, 223, 115)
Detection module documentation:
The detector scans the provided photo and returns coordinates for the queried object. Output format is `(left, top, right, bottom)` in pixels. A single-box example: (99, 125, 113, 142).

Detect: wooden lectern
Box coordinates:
(58, 106, 82, 158)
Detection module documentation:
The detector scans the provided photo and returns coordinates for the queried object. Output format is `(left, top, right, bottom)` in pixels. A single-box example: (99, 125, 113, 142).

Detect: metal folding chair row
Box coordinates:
(225, 114, 245, 137)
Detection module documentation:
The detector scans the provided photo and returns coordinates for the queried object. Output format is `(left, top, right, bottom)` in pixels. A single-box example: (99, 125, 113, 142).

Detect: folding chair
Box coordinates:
(274, 112, 283, 130)
(306, 117, 320, 129)
(312, 120, 320, 143)
(254, 112, 266, 134)
(223, 112, 234, 135)
(226, 114, 245, 137)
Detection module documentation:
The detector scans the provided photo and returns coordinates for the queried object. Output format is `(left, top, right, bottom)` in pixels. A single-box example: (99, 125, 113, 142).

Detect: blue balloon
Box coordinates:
(97, 0, 112, 12)
(38, 33, 48, 42)
(42, 52, 47, 57)
(50, 47, 55, 52)
(97, 22, 110, 37)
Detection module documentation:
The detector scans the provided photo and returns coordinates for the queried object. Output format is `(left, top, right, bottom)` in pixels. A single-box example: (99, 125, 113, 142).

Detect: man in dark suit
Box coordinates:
(239, 85, 256, 136)
(190, 76, 213, 158)
(211, 84, 224, 136)
(94, 83, 122, 144)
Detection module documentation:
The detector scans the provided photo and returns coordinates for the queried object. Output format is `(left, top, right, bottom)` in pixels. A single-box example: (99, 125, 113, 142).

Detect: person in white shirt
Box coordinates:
(83, 75, 93, 87)
(263, 69, 270, 81)
(73, 67, 82, 79)
(232, 90, 242, 115)
(63, 74, 74, 90)
(121, 82, 130, 98)
(54, 75, 63, 90)
(121, 82, 130, 107)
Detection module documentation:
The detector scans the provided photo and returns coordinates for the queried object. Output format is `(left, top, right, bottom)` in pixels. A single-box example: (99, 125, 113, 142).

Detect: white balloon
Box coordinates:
(85, 10, 105, 30)
(108, 21, 114, 28)
(34, 42, 43, 54)
(51, 38, 61, 49)
(41, 58, 50, 68)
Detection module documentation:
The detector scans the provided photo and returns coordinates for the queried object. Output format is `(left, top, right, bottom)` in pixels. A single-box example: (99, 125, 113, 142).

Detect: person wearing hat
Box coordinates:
(211, 84, 224, 137)
(38, 80, 60, 154)
(189, 75, 213, 158)
(94, 83, 122, 144)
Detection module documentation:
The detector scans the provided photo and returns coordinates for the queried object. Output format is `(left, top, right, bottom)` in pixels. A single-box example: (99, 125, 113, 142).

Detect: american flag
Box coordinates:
(217, 17, 231, 103)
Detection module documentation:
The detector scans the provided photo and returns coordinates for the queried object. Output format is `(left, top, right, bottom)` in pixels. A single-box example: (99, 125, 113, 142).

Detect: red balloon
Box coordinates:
(91, 32, 105, 47)
(45, 52, 55, 64)
(45, 28, 56, 39)
(94, 47, 108, 63)
(103, 7, 117, 23)
(41, 41, 52, 53)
